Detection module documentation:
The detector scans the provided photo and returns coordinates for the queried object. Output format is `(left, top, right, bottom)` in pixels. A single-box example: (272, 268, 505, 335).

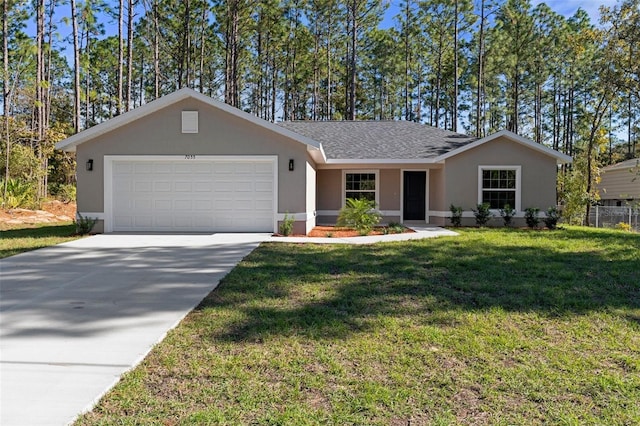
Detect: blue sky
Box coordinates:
(379, 0, 620, 28)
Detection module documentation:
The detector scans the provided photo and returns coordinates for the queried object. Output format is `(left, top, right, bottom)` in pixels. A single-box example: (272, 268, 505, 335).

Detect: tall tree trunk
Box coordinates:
(126, 0, 133, 110)
(117, 0, 123, 114)
(3, 0, 10, 201)
(199, 4, 207, 93)
(71, 0, 81, 132)
(153, 0, 159, 98)
(224, 0, 240, 107)
(475, 0, 485, 137)
(326, 18, 332, 120)
(403, 0, 411, 121)
(452, 0, 458, 132)
(348, 0, 357, 120)
(35, 0, 45, 198)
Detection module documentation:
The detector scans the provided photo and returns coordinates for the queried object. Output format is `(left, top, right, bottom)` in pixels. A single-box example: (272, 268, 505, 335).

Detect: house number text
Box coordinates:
(185, 155, 196, 159)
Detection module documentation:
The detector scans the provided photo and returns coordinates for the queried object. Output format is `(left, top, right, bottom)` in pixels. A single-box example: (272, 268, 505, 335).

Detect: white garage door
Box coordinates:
(109, 157, 275, 232)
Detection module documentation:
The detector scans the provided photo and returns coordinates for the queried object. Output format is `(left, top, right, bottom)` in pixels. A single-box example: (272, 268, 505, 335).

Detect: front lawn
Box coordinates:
(77, 227, 640, 425)
(0, 222, 79, 259)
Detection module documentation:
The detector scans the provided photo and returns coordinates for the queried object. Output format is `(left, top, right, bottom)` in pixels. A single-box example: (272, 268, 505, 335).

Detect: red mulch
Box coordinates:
(279, 225, 415, 238)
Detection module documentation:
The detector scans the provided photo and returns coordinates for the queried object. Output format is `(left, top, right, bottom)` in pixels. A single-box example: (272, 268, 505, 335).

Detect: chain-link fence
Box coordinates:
(588, 206, 640, 231)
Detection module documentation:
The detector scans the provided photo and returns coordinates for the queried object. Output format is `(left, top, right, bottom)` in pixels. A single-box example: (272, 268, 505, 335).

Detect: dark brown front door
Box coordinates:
(403, 171, 426, 221)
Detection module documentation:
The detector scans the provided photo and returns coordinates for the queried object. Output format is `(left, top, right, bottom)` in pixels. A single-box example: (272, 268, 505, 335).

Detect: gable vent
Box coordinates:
(181, 111, 199, 133)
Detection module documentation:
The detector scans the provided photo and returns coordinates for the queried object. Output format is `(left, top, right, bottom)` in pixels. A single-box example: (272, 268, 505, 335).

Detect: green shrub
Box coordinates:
(1, 178, 36, 209)
(543, 206, 561, 230)
(387, 222, 405, 234)
(472, 203, 493, 226)
(337, 198, 381, 236)
(524, 207, 540, 229)
(75, 213, 98, 235)
(49, 183, 77, 203)
(279, 213, 294, 236)
(449, 204, 463, 227)
(499, 204, 516, 227)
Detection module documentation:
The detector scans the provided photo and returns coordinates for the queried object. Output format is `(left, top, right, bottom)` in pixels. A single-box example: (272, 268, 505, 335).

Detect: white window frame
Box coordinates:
(477, 166, 521, 212)
(342, 170, 379, 207)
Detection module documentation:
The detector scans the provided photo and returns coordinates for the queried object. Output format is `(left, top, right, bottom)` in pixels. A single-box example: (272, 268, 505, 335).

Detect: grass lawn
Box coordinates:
(0, 222, 79, 259)
(76, 227, 640, 425)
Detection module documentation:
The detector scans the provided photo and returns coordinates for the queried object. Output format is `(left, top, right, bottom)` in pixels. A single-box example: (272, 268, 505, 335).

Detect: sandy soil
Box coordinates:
(0, 201, 77, 226)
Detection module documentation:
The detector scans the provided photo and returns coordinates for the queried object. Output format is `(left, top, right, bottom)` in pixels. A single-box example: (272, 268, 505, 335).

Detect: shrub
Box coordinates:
(337, 198, 381, 236)
(543, 206, 561, 230)
(49, 183, 77, 203)
(615, 222, 632, 232)
(524, 207, 540, 229)
(279, 213, 294, 236)
(472, 203, 493, 226)
(449, 204, 463, 227)
(499, 204, 516, 227)
(0, 178, 36, 209)
(75, 213, 98, 235)
(387, 222, 405, 234)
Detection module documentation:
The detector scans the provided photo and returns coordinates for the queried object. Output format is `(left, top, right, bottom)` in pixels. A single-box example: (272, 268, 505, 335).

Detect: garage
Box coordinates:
(105, 156, 276, 232)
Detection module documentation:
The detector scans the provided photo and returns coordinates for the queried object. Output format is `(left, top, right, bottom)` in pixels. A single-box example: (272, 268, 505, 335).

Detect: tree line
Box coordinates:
(2, 0, 639, 223)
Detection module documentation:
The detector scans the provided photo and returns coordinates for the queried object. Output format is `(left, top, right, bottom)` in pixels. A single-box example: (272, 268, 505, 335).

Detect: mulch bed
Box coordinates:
(277, 225, 416, 238)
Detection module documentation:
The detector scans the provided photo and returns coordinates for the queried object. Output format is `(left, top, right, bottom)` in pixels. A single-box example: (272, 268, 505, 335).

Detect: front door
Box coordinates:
(403, 171, 426, 221)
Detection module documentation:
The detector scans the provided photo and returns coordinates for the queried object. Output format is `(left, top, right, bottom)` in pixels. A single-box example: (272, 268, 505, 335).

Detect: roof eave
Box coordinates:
(325, 158, 439, 164)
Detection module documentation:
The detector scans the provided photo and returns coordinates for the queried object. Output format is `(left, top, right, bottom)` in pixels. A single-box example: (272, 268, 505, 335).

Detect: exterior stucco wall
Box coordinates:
(316, 169, 342, 211)
(76, 98, 312, 223)
(379, 169, 400, 211)
(316, 166, 431, 225)
(443, 137, 558, 214)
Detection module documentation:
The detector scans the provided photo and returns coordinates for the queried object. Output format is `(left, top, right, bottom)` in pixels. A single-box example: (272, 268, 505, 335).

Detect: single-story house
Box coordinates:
(55, 88, 572, 234)
(596, 158, 640, 206)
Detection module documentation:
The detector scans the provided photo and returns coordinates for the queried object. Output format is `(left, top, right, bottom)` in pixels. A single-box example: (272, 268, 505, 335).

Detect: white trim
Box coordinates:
(317, 209, 400, 217)
(77, 212, 105, 220)
(276, 212, 315, 221)
(342, 170, 379, 207)
(477, 165, 522, 212)
(429, 209, 543, 219)
(434, 130, 572, 165)
(327, 158, 440, 164)
(400, 169, 430, 224)
(103, 155, 278, 233)
(56, 88, 322, 154)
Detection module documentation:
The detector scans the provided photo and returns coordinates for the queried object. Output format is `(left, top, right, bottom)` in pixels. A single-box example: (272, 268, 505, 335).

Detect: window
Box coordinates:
(478, 166, 520, 210)
(344, 171, 377, 203)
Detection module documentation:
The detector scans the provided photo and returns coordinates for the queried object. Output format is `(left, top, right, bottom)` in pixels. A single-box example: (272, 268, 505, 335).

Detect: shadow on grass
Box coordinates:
(198, 227, 640, 342)
(0, 222, 76, 239)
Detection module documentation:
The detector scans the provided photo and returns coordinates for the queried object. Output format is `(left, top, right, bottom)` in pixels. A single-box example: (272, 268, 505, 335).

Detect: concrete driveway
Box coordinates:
(0, 233, 270, 426)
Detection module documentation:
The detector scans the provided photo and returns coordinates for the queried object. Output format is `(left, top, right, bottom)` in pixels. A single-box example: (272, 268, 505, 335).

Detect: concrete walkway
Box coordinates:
(0, 233, 270, 426)
(266, 225, 458, 244)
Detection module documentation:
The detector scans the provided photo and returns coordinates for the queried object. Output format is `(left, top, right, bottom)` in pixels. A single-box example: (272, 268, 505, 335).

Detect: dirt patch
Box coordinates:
(276, 225, 416, 238)
(0, 201, 77, 226)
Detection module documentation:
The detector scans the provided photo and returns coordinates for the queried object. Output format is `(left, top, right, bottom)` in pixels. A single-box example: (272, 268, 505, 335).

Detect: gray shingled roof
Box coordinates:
(277, 120, 477, 160)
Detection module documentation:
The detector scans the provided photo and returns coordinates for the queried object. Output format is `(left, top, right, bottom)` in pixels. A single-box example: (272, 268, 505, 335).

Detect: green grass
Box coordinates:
(76, 226, 640, 425)
(0, 222, 79, 259)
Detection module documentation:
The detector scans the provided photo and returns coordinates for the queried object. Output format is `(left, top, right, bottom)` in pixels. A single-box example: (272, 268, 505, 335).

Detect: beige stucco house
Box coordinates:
(56, 88, 572, 234)
(596, 158, 640, 206)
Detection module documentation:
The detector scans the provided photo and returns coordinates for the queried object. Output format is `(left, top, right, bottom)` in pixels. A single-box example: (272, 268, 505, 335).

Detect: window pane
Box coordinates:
(346, 191, 375, 202)
(482, 169, 516, 190)
(345, 173, 376, 203)
(482, 190, 516, 209)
